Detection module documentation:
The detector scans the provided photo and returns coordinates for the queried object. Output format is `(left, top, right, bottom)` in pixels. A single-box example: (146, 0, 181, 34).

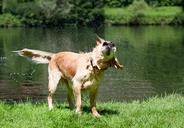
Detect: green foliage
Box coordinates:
(145, 0, 182, 6)
(2, 0, 18, 13)
(127, 0, 149, 25)
(69, 0, 104, 26)
(104, 0, 133, 7)
(172, 12, 184, 24)
(1, 0, 74, 26)
(128, 0, 149, 12)
(0, 13, 22, 27)
(15, 2, 43, 26)
(105, 0, 123, 7)
(36, 0, 72, 26)
(1, 0, 184, 26)
(1, 0, 104, 26)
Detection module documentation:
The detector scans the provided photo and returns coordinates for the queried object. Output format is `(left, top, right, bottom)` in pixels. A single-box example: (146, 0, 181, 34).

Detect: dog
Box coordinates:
(15, 35, 123, 117)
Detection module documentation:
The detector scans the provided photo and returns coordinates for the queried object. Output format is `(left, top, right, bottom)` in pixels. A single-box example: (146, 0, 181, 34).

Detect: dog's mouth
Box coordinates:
(106, 47, 111, 56)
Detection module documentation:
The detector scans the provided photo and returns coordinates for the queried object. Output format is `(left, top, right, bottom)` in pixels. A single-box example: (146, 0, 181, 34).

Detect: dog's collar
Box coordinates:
(90, 58, 100, 71)
(89, 57, 108, 71)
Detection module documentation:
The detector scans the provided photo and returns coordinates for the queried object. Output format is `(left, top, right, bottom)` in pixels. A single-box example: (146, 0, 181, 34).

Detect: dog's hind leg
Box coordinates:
(48, 67, 62, 110)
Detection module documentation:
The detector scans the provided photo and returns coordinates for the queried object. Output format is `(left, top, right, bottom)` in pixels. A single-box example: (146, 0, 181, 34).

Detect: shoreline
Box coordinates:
(0, 6, 184, 28)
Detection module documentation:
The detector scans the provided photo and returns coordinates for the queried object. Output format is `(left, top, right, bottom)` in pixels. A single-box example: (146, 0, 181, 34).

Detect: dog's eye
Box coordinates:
(103, 42, 108, 46)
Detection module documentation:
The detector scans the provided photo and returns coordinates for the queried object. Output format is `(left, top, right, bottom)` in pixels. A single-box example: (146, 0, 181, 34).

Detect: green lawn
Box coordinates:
(104, 6, 183, 25)
(0, 94, 184, 128)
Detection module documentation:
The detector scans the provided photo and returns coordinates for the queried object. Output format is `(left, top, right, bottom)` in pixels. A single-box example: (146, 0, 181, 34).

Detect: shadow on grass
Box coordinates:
(82, 106, 119, 116)
(98, 108, 119, 115)
(56, 105, 119, 116)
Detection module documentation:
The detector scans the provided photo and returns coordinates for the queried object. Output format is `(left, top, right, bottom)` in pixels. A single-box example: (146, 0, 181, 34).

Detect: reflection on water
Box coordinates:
(0, 26, 184, 102)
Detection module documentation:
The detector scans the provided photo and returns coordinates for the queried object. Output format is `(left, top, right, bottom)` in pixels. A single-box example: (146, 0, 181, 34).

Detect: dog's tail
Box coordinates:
(13, 48, 54, 64)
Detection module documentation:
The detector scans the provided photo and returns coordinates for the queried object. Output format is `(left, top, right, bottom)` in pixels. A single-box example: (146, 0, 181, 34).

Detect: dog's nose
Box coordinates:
(108, 43, 115, 48)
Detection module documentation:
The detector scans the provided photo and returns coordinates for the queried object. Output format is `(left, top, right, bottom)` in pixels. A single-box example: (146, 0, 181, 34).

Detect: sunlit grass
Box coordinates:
(104, 6, 183, 25)
(144, 7, 182, 17)
(0, 94, 184, 128)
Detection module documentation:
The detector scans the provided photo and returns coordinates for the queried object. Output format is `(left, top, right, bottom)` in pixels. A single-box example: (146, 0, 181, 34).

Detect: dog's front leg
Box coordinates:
(73, 81, 82, 114)
(65, 81, 75, 109)
(90, 88, 101, 117)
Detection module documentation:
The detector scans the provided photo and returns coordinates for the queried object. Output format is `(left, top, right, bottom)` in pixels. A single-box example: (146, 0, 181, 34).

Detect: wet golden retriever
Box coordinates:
(15, 35, 123, 117)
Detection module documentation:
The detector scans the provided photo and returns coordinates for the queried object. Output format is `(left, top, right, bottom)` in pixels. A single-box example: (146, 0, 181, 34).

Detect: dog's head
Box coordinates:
(96, 35, 116, 60)
(93, 35, 123, 69)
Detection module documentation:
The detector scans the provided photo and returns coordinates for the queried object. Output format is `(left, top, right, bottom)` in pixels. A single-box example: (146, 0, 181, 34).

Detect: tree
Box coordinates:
(36, 0, 72, 25)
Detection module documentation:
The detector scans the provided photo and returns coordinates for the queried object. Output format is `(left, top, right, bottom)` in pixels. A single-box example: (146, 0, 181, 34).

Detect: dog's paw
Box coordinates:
(48, 106, 53, 111)
(75, 109, 82, 115)
(48, 104, 54, 111)
(92, 112, 101, 118)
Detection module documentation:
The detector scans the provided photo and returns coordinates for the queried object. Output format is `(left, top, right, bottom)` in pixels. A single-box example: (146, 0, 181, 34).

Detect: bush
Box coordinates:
(0, 13, 22, 27)
(2, 0, 18, 13)
(36, 0, 72, 26)
(69, 0, 104, 26)
(2, 0, 74, 26)
(128, 0, 149, 12)
(15, 2, 43, 26)
(105, 0, 123, 7)
(129, 11, 145, 25)
(104, 0, 133, 7)
(172, 13, 184, 24)
(127, 0, 149, 25)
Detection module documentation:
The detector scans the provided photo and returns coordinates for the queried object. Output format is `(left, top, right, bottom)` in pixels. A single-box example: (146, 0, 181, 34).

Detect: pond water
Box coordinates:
(0, 26, 184, 102)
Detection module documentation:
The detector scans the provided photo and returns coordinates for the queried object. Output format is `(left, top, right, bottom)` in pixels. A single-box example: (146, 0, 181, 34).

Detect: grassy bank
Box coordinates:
(0, 7, 184, 27)
(1, 7, 184, 27)
(104, 6, 184, 25)
(0, 94, 184, 128)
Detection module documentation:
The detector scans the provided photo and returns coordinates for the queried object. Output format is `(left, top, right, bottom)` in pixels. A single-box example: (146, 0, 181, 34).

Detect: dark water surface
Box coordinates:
(0, 26, 184, 102)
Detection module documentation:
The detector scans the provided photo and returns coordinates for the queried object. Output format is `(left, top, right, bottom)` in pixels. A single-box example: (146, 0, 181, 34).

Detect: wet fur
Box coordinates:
(15, 36, 123, 117)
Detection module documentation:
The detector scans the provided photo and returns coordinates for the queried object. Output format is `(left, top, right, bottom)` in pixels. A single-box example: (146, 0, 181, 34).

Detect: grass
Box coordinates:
(104, 6, 183, 25)
(0, 94, 184, 128)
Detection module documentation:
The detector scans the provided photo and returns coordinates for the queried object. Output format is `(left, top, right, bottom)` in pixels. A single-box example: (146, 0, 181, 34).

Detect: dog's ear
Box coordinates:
(96, 35, 105, 45)
(110, 57, 123, 69)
